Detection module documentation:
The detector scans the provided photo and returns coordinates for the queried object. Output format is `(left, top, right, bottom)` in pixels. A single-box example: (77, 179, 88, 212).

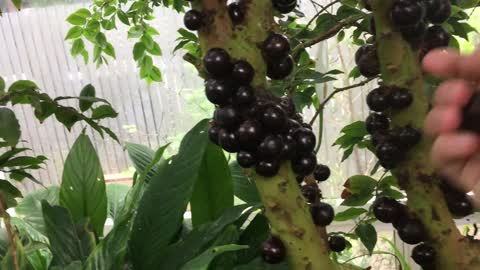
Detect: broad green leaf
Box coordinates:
(3, 156, 46, 167)
(125, 142, 163, 182)
(208, 225, 240, 270)
(51, 261, 82, 270)
(149, 66, 162, 82)
(233, 257, 289, 270)
(0, 108, 21, 146)
(230, 162, 260, 203)
(60, 134, 107, 237)
(65, 26, 83, 40)
(15, 186, 59, 235)
(334, 207, 367, 222)
(117, 10, 130, 25)
(8, 80, 37, 93)
(79, 84, 96, 112)
(355, 223, 377, 255)
(54, 107, 80, 130)
(191, 143, 233, 227)
(147, 42, 162, 56)
(341, 175, 377, 207)
(91, 105, 118, 119)
(106, 184, 130, 221)
(157, 204, 257, 270)
(71, 39, 85, 57)
(0, 147, 29, 166)
(130, 119, 210, 270)
(66, 14, 87, 25)
(180, 245, 248, 270)
(141, 34, 154, 50)
(128, 26, 143, 38)
(0, 179, 22, 209)
(10, 217, 49, 243)
(83, 144, 169, 270)
(133, 42, 146, 61)
(42, 202, 94, 266)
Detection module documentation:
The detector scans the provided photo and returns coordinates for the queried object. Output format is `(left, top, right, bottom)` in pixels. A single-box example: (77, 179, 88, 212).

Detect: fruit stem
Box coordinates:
(371, 1, 480, 269)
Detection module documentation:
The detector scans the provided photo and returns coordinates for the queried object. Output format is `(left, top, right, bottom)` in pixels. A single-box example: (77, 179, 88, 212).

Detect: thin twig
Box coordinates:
(0, 195, 19, 270)
(309, 77, 375, 125)
(293, 14, 365, 57)
(303, 0, 341, 32)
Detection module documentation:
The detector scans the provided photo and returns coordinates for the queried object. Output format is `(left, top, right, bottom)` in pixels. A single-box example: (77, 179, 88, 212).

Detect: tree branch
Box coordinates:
(309, 77, 375, 125)
(292, 14, 365, 57)
(0, 195, 19, 270)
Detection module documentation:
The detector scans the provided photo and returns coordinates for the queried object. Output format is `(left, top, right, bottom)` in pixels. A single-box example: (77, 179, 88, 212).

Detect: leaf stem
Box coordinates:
(0, 194, 19, 270)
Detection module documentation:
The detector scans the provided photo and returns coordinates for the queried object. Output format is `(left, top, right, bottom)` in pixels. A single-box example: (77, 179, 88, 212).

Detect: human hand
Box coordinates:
(422, 49, 480, 200)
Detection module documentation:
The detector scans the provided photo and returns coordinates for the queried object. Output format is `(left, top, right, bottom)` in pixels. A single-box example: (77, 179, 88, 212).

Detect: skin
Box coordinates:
(422, 48, 480, 204)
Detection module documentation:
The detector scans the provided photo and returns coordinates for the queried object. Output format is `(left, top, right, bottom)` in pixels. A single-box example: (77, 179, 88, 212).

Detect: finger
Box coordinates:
(434, 79, 473, 106)
(425, 106, 462, 136)
(456, 50, 480, 82)
(431, 133, 480, 169)
(422, 49, 461, 78)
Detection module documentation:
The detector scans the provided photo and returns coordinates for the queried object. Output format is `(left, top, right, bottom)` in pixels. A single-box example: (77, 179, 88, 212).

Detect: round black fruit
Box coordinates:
(232, 60, 254, 84)
(261, 105, 288, 132)
(228, 2, 245, 24)
(373, 196, 402, 223)
(292, 128, 316, 153)
(281, 135, 297, 160)
(292, 152, 317, 176)
(367, 87, 390, 112)
(205, 79, 234, 105)
(273, 0, 297, 14)
(313, 164, 330, 182)
(424, 0, 441, 19)
(397, 219, 426, 245)
(184, 10, 203, 31)
(218, 129, 240, 153)
(376, 141, 402, 162)
(263, 33, 291, 60)
(424, 25, 450, 50)
(237, 120, 264, 151)
(428, 0, 451, 24)
(311, 202, 335, 226)
(267, 55, 294, 80)
(285, 118, 301, 134)
(412, 243, 436, 266)
(446, 194, 473, 218)
(203, 48, 233, 78)
(258, 135, 284, 160)
(394, 125, 422, 148)
(389, 88, 413, 109)
(256, 160, 281, 177)
(390, 0, 425, 26)
(366, 113, 390, 134)
(234, 85, 255, 106)
(301, 184, 320, 204)
(355, 44, 380, 78)
(208, 125, 221, 145)
(237, 151, 256, 168)
(400, 21, 427, 41)
(214, 105, 240, 128)
(328, 236, 347, 252)
(261, 236, 286, 264)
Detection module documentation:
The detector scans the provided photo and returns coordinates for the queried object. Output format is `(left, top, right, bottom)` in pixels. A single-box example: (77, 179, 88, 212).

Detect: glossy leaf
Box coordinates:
(180, 245, 248, 270)
(60, 134, 107, 237)
(230, 162, 260, 203)
(355, 223, 377, 255)
(0, 108, 21, 146)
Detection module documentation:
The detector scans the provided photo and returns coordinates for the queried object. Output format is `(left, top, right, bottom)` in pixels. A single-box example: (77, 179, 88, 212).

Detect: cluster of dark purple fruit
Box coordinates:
(357, 0, 451, 78)
(272, 0, 297, 14)
(184, 1, 246, 31)
(363, 85, 421, 169)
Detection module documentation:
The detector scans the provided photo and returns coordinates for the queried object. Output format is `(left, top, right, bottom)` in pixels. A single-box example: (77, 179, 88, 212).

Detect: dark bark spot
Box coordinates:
(441, 228, 452, 236)
(266, 200, 280, 210)
(278, 181, 288, 193)
(431, 207, 440, 221)
(292, 225, 305, 239)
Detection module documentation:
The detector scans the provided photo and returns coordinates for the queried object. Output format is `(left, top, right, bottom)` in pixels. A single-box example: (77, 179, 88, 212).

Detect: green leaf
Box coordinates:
(83, 144, 170, 270)
(230, 162, 260, 203)
(60, 134, 107, 237)
(51, 261, 82, 270)
(104, 5, 116, 16)
(3, 155, 46, 168)
(0, 108, 21, 146)
(234, 257, 288, 270)
(334, 207, 367, 222)
(180, 245, 248, 270)
(65, 26, 83, 40)
(91, 105, 118, 119)
(42, 201, 94, 266)
(191, 143, 233, 227)
(149, 66, 162, 82)
(125, 142, 163, 182)
(8, 80, 37, 93)
(0, 179, 22, 209)
(128, 26, 143, 38)
(146, 42, 162, 56)
(79, 84, 96, 112)
(129, 119, 211, 270)
(34, 100, 57, 123)
(0, 76, 5, 94)
(71, 39, 85, 56)
(104, 43, 116, 58)
(95, 32, 107, 48)
(341, 175, 377, 206)
(157, 204, 257, 270)
(0, 147, 29, 166)
(133, 42, 146, 61)
(355, 223, 377, 255)
(141, 55, 154, 74)
(54, 107, 80, 130)
(12, 0, 22, 9)
(117, 10, 130, 25)
(66, 14, 87, 25)
(15, 186, 59, 236)
(141, 34, 154, 50)
(106, 184, 130, 221)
